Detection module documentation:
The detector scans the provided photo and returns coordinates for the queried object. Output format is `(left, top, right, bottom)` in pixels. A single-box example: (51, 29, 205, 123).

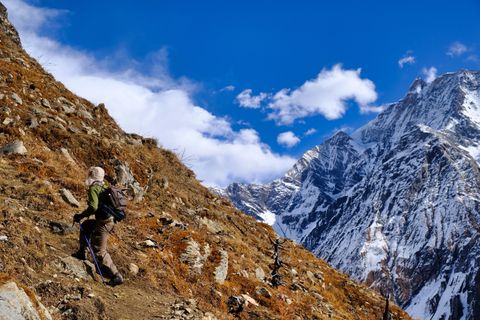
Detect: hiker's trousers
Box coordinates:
(79, 218, 119, 276)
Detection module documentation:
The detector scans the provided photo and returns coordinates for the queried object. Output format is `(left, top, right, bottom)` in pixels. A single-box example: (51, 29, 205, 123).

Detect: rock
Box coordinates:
(112, 160, 145, 202)
(41, 98, 50, 108)
(240, 294, 259, 307)
(77, 105, 93, 120)
(255, 267, 265, 281)
(26, 117, 38, 129)
(143, 239, 156, 247)
(214, 250, 228, 284)
(57, 97, 76, 114)
(306, 270, 316, 283)
(67, 127, 80, 134)
(39, 117, 48, 124)
(11, 92, 22, 104)
(2, 117, 13, 125)
(59, 256, 90, 280)
(0, 93, 4, 100)
(0, 281, 52, 320)
(82, 123, 99, 135)
(1, 106, 10, 114)
(0, 140, 27, 155)
(129, 263, 139, 275)
(180, 238, 211, 273)
(60, 188, 80, 207)
(60, 148, 75, 163)
(290, 268, 298, 277)
(255, 286, 272, 298)
(0, 235, 7, 241)
(49, 221, 74, 235)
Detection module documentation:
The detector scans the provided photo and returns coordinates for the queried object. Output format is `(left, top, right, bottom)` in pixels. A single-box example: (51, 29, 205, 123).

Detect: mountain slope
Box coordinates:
(221, 72, 480, 319)
(0, 3, 410, 320)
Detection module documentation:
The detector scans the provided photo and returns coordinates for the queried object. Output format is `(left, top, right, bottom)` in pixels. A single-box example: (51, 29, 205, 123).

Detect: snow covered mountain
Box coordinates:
(220, 70, 480, 320)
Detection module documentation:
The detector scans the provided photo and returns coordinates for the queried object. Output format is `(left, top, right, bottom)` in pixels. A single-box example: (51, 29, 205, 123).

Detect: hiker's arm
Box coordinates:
(78, 186, 101, 218)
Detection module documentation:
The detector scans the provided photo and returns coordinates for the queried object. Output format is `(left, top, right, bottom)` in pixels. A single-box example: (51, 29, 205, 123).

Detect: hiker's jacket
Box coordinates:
(80, 183, 109, 220)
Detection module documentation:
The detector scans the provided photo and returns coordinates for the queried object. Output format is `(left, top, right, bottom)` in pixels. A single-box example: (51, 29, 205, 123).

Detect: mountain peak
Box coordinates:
(408, 77, 427, 95)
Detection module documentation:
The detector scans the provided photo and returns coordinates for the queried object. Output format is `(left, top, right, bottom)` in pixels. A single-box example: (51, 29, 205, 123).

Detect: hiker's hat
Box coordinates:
(85, 166, 105, 187)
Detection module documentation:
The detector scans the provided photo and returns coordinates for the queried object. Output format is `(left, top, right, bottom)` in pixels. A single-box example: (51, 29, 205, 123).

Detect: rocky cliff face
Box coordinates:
(221, 71, 480, 319)
(0, 2, 410, 320)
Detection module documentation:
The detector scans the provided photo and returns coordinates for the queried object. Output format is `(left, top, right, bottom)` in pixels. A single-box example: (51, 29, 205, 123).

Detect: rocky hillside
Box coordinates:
(221, 71, 480, 319)
(0, 3, 411, 320)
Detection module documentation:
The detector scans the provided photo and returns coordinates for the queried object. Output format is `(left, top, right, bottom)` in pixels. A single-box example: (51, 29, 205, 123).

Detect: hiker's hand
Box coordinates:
(73, 214, 83, 223)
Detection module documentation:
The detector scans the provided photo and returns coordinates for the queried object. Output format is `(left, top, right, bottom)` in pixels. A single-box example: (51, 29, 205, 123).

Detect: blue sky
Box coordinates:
(4, 0, 480, 186)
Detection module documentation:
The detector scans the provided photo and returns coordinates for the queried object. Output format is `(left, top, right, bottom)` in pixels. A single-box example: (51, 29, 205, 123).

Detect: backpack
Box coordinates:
(99, 186, 128, 222)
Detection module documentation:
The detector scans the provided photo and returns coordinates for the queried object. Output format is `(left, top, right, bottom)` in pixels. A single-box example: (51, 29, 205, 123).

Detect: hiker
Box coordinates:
(72, 166, 124, 286)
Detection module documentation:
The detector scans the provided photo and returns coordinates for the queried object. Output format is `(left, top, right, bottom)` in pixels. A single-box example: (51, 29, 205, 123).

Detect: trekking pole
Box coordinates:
(79, 224, 106, 284)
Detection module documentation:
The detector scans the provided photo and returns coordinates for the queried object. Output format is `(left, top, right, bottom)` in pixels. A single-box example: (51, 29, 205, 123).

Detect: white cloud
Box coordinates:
(267, 64, 378, 124)
(304, 128, 317, 136)
(220, 85, 235, 92)
(236, 89, 268, 108)
(4, 0, 295, 187)
(398, 55, 416, 68)
(277, 131, 300, 148)
(360, 105, 386, 113)
(447, 42, 468, 57)
(422, 67, 438, 83)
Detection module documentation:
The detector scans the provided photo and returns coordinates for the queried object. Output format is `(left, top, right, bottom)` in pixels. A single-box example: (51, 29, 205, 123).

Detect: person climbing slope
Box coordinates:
(72, 166, 124, 286)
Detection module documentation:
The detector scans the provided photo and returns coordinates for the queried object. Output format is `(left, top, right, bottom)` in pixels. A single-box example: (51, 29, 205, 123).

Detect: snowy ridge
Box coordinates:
(220, 70, 480, 319)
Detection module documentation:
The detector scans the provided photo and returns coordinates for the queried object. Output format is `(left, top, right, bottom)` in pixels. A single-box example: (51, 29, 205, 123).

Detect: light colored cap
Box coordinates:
(85, 166, 105, 187)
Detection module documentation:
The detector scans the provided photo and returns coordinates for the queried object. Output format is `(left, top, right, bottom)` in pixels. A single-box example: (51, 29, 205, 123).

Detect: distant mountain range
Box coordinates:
(219, 71, 480, 320)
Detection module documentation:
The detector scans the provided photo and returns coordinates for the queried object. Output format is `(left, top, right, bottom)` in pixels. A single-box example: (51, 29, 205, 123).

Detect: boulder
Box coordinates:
(0, 140, 27, 155)
(180, 238, 211, 273)
(0, 281, 52, 320)
(214, 250, 228, 284)
(255, 286, 272, 298)
(2, 117, 13, 125)
(49, 221, 75, 235)
(57, 97, 76, 114)
(60, 188, 80, 207)
(26, 117, 38, 129)
(143, 239, 157, 247)
(255, 267, 265, 281)
(112, 159, 145, 201)
(129, 263, 139, 275)
(58, 256, 89, 280)
(40, 98, 50, 108)
(11, 92, 22, 104)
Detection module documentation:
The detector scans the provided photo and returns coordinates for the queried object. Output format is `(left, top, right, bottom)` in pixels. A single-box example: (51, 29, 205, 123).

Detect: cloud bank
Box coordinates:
(267, 64, 378, 125)
(4, 0, 295, 187)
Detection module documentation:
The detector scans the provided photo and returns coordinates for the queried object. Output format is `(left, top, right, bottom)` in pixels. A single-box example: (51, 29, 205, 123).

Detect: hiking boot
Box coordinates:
(109, 273, 124, 286)
(71, 249, 86, 260)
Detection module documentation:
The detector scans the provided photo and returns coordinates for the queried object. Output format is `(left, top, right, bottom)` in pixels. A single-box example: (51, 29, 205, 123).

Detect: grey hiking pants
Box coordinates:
(79, 218, 119, 276)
